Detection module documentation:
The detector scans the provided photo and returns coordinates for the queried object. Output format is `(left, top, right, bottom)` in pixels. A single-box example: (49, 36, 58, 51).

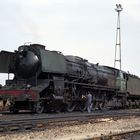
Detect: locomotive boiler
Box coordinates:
(0, 44, 139, 113)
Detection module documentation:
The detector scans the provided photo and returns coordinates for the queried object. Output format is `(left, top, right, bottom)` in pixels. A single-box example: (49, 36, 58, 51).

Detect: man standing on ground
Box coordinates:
(86, 92, 92, 113)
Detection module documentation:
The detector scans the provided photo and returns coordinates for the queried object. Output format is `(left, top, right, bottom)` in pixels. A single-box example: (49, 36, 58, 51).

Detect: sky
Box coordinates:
(0, 0, 140, 85)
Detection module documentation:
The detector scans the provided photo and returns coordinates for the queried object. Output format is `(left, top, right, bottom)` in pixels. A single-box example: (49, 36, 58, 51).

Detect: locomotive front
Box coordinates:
(0, 44, 67, 113)
(0, 44, 45, 112)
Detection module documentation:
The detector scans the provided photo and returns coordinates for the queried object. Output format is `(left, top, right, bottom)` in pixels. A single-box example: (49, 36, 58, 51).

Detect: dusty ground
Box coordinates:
(0, 116, 140, 140)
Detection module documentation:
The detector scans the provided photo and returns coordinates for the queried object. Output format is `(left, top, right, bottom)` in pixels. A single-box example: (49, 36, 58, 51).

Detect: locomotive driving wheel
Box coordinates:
(35, 100, 44, 114)
(65, 87, 77, 112)
(78, 100, 87, 112)
(66, 101, 76, 112)
(77, 90, 87, 112)
(98, 101, 105, 110)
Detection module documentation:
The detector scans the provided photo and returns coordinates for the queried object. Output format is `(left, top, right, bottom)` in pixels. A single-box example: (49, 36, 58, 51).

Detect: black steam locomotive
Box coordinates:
(0, 44, 139, 113)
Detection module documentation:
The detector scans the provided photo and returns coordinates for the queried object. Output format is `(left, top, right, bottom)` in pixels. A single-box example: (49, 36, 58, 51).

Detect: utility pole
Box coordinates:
(114, 4, 123, 70)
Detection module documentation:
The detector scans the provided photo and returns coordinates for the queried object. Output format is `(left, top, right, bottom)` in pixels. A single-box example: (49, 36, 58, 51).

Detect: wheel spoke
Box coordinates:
(66, 102, 76, 112)
(36, 100, 44, 114)
(78, 101, 87, 112)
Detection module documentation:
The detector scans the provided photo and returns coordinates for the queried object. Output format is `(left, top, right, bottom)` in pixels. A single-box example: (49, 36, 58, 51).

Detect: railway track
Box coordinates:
(90, 129, 140, 140)
(0, 109, 140, 133)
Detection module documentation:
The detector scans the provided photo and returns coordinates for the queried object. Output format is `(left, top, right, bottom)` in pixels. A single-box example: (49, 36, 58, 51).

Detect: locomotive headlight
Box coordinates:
(18, 46, 28, 52)
(18, 47, 28, 57)
(18, 47, 24, 52)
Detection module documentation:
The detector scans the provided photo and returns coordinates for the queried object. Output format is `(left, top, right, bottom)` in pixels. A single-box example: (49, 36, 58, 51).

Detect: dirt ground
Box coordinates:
(0, 116, 140, 140)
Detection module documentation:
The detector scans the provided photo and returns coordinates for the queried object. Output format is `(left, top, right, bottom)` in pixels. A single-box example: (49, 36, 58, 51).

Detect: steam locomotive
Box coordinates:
(0, 44, 139, 113)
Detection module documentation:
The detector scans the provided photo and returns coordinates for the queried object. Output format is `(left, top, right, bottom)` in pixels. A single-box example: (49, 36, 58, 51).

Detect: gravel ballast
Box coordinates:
(0, 116, 140, 140)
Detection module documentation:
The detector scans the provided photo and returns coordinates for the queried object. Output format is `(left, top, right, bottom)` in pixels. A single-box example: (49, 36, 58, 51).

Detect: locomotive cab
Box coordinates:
(116, 71, 127, 91)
